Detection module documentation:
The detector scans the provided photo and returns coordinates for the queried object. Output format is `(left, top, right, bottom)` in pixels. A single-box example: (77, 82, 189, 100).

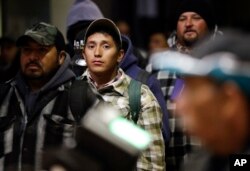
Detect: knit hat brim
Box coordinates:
(175, 0, 216, 30)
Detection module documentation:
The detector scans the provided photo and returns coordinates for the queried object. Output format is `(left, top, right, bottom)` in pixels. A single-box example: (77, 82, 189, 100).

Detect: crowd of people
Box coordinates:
(1, 0, 250, 171)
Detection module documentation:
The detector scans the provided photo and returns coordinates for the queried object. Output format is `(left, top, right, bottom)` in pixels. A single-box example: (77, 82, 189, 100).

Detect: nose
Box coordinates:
(30, 52, 39, 61)
(185, 17, 193, 27)
(26, 50, 41, 62)
(94, 45, 102, 57)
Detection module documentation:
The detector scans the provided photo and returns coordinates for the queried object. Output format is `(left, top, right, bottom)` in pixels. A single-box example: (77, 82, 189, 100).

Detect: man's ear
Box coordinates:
(82, 47, 85, 59)
(58, 50, 66, 65)
(117, 49, 124, 63)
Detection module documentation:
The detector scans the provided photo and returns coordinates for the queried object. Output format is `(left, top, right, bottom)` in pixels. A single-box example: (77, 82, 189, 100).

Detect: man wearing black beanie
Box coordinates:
(155, 1, 221, 171)
(169, 0, 219, 54)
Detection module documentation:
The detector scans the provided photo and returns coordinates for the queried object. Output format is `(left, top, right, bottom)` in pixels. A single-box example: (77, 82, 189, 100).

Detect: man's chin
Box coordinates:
(183, 38, 198, 47)
(22, 72, 42, 80)
(25, 76, 42, 80)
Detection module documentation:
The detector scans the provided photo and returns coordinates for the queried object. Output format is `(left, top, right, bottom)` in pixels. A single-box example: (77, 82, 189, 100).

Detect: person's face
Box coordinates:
(176, 76, 249, 155)
(116, 21, 130, 36)
(0, 43, 17, 64)
(83, 32, 124, 81)
(149, 33, 169, 53)
(20, 40, 64, 80)
(176, 12, 209, 47)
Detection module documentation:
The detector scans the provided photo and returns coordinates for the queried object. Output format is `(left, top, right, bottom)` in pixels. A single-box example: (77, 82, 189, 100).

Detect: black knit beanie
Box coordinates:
(175, 0, 216, 30)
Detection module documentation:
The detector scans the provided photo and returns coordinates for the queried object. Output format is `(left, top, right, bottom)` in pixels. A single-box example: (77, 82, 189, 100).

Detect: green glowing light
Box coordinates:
(109, 117, 151, 150)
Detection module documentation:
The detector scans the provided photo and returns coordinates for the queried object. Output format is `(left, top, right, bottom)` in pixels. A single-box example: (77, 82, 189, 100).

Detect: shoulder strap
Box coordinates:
(128, 79, 142, 123)
(127, 70, 150, 123)
(69, 79, 97, 122)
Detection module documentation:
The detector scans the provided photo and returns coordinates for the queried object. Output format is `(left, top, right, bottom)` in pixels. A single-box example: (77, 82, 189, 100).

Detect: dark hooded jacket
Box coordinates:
(120, 35, 170, 141)
(66, 0, 104, 57)
(0, 54, 80, 170)
(15, 54, 75, 114)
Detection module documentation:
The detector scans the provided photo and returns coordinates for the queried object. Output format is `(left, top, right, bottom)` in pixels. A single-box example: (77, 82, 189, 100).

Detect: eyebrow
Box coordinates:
(86, 40, 112, 45)
(179, 13, 202, 18)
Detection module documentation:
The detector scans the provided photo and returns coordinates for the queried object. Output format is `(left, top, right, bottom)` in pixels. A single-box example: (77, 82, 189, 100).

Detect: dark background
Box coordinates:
(1, 0, 250, 50)
(109, 0, 250, 49)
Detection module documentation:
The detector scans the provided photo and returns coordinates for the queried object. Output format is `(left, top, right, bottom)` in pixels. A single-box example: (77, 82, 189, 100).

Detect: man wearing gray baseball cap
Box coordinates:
(81, 18, 165, 171)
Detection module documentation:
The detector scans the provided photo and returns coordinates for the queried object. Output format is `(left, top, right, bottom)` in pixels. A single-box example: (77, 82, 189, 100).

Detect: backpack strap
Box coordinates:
(127, 70, 150, 123)
(69, 79, 97, 122)
(128, 79, 142, 123)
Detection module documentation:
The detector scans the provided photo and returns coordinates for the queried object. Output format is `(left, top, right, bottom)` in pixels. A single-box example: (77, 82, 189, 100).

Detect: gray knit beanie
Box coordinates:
(66, 0, 104, 28)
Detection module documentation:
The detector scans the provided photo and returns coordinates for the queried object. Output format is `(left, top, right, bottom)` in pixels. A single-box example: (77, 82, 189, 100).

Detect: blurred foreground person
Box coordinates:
(146, 1, 223, 170)
(152, 30, 250, 171)
(43, 103, 153, 171)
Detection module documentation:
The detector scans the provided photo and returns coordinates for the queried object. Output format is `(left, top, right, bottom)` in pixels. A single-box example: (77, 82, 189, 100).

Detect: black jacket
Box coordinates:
(0, 54, 96, 171)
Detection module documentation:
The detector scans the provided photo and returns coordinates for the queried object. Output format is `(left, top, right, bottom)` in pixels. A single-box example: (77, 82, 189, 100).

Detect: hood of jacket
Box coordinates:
(119, 35, 139, 72)
(66, 0, 103, 29)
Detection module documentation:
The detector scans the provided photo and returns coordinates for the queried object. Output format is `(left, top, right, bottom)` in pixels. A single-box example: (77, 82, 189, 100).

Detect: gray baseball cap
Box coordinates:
(84, 18, 122, 49)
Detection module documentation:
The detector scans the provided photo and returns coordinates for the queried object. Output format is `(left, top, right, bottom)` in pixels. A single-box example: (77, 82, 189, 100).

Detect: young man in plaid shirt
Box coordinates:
(80, 18, 165, 171)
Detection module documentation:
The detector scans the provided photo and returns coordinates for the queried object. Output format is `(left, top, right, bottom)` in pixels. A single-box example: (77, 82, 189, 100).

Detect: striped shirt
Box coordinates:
(0, 82, 78, 171)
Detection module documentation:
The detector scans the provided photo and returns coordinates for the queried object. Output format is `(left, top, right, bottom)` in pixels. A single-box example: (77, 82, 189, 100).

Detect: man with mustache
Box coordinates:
(146, 1, 222, 170)
(153, 30, 250, 171)
(170, 0, 218, 54)
(0, 22, 98, 171)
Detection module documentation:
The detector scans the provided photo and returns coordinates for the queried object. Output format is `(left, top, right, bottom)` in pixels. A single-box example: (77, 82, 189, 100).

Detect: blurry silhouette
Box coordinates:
(43, 103, 152, 171)
(153, 30, 250, 171)
(116, 20, 131, 37)
(0, 36, 19, 83)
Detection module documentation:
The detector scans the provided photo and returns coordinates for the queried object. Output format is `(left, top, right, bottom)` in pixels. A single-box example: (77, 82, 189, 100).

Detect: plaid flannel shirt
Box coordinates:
(147, 64, 200, 171)
(81, 69, 166, 171)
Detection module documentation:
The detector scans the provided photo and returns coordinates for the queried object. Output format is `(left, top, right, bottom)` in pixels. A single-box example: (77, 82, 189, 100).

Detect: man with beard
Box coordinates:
(153, 30, 250, 171)
(146, 1, 222, 170)
(169, 0, 219, 54)
(0, 22, 98, 171)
